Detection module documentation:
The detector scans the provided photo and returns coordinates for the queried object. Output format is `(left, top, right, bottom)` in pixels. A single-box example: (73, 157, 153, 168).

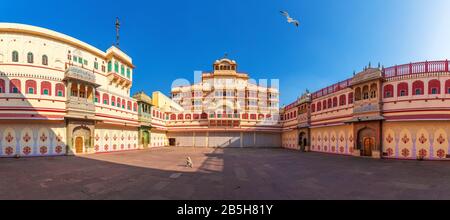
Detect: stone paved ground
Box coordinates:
(1, 147, 450, 200)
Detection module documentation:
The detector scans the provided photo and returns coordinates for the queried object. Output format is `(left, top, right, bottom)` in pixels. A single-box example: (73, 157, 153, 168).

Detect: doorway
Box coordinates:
(363, 137, 374, 157)
(169, 138, 176, 147)
(75, 137, 83, 154)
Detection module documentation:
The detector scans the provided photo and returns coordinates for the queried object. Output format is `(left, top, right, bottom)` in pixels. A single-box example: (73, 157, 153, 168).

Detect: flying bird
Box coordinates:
(280, 11, 300, 27)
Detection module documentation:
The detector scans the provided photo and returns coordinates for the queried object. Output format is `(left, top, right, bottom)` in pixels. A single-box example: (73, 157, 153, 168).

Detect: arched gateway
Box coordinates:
(357, 127, 376, 157)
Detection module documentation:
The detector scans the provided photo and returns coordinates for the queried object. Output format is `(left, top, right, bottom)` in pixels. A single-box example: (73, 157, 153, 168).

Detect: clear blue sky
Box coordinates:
(3, 0, 450, 105)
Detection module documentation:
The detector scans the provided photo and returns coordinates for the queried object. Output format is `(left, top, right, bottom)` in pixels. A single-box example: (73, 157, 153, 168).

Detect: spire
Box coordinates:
(115, 17, 121, 47)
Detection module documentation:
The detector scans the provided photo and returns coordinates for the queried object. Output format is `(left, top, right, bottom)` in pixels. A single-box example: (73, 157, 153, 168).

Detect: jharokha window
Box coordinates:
(25, 80, 37, 94)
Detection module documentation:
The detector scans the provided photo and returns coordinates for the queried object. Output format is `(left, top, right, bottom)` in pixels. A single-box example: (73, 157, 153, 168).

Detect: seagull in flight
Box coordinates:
(280, 11, 300, 27)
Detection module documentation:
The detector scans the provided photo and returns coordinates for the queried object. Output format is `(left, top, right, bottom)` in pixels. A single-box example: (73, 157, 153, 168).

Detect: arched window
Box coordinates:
(0, 79, 4, 93)
(41, 81, 52, 95)
(42, 55, 48, 66)
(355, 88, 362, 101)
(27, 52, 34, 63)
(122, 100, 125, 109)
(111, 96, 116, 106)
(55, 83, 65, 97)
(116, 98, 121, 107)
(107, 61, 112, 72)
(362, 86, 369, 100)
(201, 112, 208, 119)
(311, 103, 316, 112)
(412, 81, 424, 96)
(384, 84, 394, 98)
(25, 80, 37, 94)
(95, 91, 100, 103)
(339, 94, 346, 106)
(428, 79, 441, 95)
(10, 79, 21, 93)
(178, 114, 184, 120)
(12, 51, 19, 62)
(185, 114, 192, 120)
(317, 102, 322, 111)
(103, 94, 109, 105)
(114, 62, 119, 73)
(397, 82, 409, 97)
(348, 92, 354, 104)
(370, 83, 377, 99)
(322, 100, 327, 110)
(133, 103, 138, 112)
(171, 114, 176, 120)
(328, 98, 332, 109)
(446, 80, 450, 94)
(333, 97, 338, 108)
(127, 101, 132, 110)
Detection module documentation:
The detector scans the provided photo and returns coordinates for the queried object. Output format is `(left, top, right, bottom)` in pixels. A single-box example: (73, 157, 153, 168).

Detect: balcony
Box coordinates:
(66, 96, 96, 119)
(107, 71, 132, 88)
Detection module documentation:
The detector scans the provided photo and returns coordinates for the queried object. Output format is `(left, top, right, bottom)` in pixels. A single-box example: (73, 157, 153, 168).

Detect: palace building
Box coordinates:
(2, 22, 450, 162)
(0, 23, 139, 157)
(280, 61, 450, 161)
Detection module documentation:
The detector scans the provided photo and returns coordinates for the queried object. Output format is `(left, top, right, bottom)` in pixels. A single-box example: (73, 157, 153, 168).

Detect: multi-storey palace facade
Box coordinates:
(167, 58, 281, 147)
(0, 23, 139, 157)
(280, 61, 450, 161)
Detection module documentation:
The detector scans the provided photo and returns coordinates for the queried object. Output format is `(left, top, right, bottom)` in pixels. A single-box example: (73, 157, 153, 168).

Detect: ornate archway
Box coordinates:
(72, 126, 91, 154)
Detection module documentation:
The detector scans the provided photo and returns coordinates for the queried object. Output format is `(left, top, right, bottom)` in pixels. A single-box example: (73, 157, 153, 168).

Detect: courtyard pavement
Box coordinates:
(1, 147, 450, 200)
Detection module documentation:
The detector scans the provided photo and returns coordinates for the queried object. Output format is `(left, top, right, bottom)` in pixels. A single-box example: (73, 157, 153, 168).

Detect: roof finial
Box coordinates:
(115, 17, 121, 47)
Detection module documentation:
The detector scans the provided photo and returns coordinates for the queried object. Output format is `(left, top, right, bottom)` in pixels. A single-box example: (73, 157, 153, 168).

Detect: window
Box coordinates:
(103, 94, 109, 105)
(78, 57, 83, 64)
(25, 80, 36, 94)
(428, 80, 441, 95)
(397, 83, 409, 97)
(55, 83, 65, 97)
(121, 65, 125, 75)
(94, 62, 99, 70)
(415, 89, 422, 95)
(83, 60, 88, 66)
(348, 92, 354, 104)
(42, 55, 48, 66)
(10, 79, 21, 94)
(412, 81, 424, 96)
(12, 51, 19, 62)
(27, 52, 34, 63)
(432, 88, 438, 94)
(114, 62, 119, 72)
(384, 85, 394, 98)
(108, 61, 112, 72)
(127, 68, 131, 78)
(41, 81, 52, 96)
(339, 95, 346, 106)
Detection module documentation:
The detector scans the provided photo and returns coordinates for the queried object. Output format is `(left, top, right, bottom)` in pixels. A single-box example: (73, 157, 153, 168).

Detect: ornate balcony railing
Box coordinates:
(383, 60, 450, 78)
